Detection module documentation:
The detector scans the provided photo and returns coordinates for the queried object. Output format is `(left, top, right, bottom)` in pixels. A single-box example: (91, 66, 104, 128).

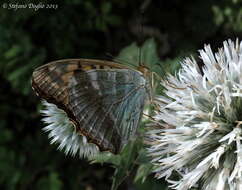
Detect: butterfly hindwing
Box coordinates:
(68, 69, 148, 153)
(32, 59, 149, 153)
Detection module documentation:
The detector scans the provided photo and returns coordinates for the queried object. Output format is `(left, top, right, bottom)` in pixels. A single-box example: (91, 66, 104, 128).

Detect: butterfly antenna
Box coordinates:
(138, 9, 145, 67)
(105, 53, 137, 68)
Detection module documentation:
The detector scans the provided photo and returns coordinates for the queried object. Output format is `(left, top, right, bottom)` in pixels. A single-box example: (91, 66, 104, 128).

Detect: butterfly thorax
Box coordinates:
(137, 64, 153, 100)
(137, 65, 150, 78)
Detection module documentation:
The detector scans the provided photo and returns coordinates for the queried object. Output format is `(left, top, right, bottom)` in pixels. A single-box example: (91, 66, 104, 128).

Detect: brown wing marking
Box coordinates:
(32, 59, 131, 152)
(68, 71, 122, 152)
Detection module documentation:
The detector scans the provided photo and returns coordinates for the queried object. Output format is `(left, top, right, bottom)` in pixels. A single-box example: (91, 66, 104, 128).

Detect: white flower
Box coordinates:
(147, 39, 242, 190)
(40, 101, 99, 158)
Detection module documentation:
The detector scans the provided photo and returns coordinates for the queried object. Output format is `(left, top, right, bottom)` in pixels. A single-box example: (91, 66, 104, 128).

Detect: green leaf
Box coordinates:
(90, 152, 121, 166)
(161, 57, 182, 76)
(134, 176, 169, 190)
(106, 15, 121, 26)
(141, 38, 161, 69)
(0, 128, 13, 143)
(134, 163, 154, 183)
(95, 17, 107, 31)
(101, 2, 112, 14)
(116, 42, 140, 67)
(111, 139, 142, 190)
(4, 45, 21, 59)
(116, 38, 162, 76)
(10, 171, 21, 188)
(49, 172, 63, 190)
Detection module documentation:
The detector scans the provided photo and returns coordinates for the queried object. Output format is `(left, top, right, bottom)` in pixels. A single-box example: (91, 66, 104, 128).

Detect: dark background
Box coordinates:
(1, 0, 242, 189)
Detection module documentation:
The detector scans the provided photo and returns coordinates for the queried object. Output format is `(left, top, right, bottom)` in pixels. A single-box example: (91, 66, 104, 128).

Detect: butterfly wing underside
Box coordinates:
(32, 59, 148, 153)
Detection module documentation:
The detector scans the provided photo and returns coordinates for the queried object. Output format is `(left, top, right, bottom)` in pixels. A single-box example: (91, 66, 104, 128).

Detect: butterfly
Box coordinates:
(32, 58, 152, 154)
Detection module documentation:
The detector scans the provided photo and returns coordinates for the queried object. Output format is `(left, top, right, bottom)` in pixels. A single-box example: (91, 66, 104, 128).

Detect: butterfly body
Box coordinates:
(32, 59, 151, 153)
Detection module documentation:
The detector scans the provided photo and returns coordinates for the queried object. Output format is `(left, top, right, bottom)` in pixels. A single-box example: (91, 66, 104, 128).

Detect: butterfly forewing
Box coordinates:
(32, 59, 149, 153)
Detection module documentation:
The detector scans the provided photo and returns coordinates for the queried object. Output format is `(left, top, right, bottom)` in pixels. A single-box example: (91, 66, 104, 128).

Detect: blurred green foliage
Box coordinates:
(1, 0, 242, 190)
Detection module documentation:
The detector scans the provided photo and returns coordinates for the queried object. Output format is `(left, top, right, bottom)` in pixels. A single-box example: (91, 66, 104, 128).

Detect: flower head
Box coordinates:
(147, 39, 242, 189)
(41, 101, 99, 158)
